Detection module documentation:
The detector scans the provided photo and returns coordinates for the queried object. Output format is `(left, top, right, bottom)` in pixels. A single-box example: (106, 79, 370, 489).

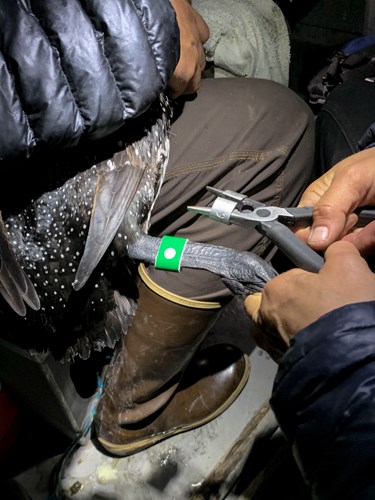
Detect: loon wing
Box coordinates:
(0, 214, 40, 316)
(73, 150, 144, 291)
(74, 93, 171, 292)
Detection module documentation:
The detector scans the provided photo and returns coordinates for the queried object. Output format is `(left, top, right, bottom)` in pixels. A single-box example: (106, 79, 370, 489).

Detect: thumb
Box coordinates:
(244, 292, 262, 321)
(307, 204, 357, 250)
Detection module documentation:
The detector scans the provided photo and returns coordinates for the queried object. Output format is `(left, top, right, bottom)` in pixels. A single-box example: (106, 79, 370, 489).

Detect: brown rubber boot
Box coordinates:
(94, 264, 250, 456)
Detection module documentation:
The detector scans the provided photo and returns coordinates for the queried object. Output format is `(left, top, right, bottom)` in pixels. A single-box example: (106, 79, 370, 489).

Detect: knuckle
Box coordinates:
(313, 204, 338, 218)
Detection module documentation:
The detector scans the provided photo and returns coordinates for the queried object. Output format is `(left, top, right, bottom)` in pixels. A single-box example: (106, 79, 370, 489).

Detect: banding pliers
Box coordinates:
(188, 187, 375, 273)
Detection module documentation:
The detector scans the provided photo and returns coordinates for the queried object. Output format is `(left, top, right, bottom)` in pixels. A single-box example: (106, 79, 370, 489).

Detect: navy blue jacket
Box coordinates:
(0, 0, 179, 160)
(359, 122, 375, 150)
(271, 302, 375, 499)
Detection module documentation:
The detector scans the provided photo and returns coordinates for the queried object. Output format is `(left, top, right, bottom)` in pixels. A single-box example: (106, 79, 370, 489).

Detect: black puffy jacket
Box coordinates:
(271, 302, 375, 499)
(0, 0, 179, 160)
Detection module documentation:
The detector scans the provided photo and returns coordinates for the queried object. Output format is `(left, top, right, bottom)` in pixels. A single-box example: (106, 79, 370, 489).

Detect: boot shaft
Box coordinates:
(97, 264, 223, 423)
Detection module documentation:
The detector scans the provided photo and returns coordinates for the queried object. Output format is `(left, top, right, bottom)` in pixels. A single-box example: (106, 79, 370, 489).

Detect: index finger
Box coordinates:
(322, 240, 367, 273)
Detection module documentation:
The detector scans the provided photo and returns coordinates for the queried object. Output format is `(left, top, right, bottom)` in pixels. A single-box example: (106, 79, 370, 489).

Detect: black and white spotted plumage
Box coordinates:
(0, 94, 171, 362)
(0, 89, 277, 363)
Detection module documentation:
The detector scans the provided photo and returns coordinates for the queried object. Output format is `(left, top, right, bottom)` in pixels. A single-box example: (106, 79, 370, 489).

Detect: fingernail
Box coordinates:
(308, 226, 329, 243)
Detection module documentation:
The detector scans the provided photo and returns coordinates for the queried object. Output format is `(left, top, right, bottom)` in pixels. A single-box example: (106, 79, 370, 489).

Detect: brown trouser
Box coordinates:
(149, 78, 315, 300)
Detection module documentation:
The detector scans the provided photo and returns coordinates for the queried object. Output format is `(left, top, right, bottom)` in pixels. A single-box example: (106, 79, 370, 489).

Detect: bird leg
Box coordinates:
(127, 233, 277, 296)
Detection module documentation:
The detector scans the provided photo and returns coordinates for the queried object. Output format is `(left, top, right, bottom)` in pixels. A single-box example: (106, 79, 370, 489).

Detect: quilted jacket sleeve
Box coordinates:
(271, 302, 375, 500)
(0, 0, 179, 160)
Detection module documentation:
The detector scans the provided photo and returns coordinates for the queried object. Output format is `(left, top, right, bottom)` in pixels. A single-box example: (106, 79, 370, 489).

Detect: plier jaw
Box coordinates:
(202, 187, 265, 226)
(188, 187, 325, 273)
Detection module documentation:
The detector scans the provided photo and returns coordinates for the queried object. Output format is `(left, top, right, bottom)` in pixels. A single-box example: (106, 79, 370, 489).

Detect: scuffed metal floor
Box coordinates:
(59, 348, 278, 500)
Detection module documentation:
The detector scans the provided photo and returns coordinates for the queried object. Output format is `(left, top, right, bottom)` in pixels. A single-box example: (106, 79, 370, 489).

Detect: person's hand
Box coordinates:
(168, 0, 209, 98)
(296, 148, 375, 256)
(245, 241, 375, 361)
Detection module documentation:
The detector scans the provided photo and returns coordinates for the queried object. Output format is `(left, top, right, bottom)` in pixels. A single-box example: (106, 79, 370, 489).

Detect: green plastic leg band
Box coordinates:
(155, 235, 188, 272)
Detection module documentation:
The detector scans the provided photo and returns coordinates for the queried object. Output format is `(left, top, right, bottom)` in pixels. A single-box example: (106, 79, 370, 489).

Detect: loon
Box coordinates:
(0, 94, 276, 362)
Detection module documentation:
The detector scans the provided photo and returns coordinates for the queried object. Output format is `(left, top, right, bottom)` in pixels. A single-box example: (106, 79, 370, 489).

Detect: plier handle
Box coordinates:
(188, 187, 375, 273)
